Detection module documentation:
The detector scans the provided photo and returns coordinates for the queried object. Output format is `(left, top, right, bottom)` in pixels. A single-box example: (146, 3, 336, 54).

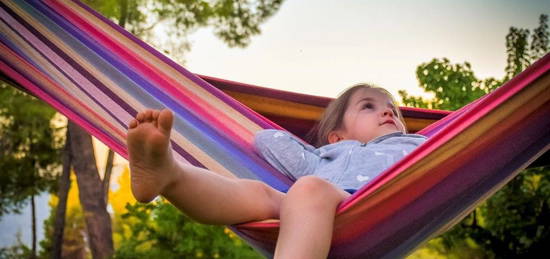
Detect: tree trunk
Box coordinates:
(118, 0, 128, 28)
(52, 132, 72, 259)
(103, 149, 114, 206)
(68, 122, 113, 259)
(31, 193, 36, 259)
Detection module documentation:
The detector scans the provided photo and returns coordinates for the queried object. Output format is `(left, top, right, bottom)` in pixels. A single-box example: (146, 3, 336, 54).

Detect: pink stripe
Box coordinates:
(0, 6, 127, 142)
(46, 0, 254, 146)
(0, 60, 128, 157)
(0, 45, 128, 158)
(0, 6, 133, 126)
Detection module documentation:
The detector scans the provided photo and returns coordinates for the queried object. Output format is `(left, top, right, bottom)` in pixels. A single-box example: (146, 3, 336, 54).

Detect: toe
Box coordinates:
(153, 110, 160, 127)
(144, 110, 153, 122)
(129, 119, 138, 129)
(136, 111, 144, 122)
(158, 109, 174, 135)
(153, 110, 160, 120)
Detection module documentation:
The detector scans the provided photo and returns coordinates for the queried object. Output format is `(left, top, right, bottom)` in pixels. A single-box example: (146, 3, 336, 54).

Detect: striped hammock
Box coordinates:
(1, 1, 549, 258)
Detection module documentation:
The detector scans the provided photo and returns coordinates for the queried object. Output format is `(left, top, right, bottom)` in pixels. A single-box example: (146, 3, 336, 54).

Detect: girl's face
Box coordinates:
(329, 88, 405, 144)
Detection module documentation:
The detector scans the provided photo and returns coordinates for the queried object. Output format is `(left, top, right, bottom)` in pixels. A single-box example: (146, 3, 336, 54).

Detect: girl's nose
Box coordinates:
(382, 108, 394, 117)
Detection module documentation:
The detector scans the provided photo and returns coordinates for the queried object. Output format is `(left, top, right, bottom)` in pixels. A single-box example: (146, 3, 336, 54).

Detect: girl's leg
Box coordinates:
(274, 176, 350, 259)
(162, 163, 284, 224)
(127, 109, 283, 224)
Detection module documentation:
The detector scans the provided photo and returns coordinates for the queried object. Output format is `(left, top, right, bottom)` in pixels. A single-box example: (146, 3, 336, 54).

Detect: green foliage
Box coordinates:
(505, 15, 549, 81)
(0, 82, 63, 216)
(505, 27, 530, 80)
(83, 0, 284, 62)
(0, 241, 32, 259)
(438, 167, 550, 258)
(411, 237, 487, 259)
(113, 200, 263, 259)
(483, 167, 549, 255)
(400, 14, 549, 258)
(401, 14, 549, 111)
(209, 0, 284, 47)
(531, 15, 549, 61)
(400, 58, 501, 110)
(38, 197, 87, 259)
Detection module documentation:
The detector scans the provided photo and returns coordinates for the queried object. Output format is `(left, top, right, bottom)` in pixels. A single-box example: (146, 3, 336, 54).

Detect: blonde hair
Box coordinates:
(307, 84, 406, 147)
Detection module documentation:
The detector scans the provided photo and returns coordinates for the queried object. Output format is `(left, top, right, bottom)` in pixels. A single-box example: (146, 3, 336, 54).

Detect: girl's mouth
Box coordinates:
(381, 119, 395, 126)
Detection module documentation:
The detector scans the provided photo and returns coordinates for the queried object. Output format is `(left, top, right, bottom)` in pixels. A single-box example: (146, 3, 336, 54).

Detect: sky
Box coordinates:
(184, 0, 549, 100)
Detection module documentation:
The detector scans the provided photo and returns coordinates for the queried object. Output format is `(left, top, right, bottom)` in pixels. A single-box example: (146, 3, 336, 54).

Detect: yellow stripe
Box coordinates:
(403, 118, 437, 133)
(224, 90, 438, 132)
(224, 90, 325, 120)
(63, 1, 262, 138)
(7, 1, 236, 177)
(0, 18, 122, 138)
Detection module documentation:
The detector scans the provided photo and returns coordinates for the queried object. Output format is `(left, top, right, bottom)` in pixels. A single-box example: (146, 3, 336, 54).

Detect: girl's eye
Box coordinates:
(362, 103, 374, 109)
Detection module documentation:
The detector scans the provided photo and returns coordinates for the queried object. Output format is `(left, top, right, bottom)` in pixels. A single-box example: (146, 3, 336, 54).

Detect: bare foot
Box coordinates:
(127, 109, 176, 202)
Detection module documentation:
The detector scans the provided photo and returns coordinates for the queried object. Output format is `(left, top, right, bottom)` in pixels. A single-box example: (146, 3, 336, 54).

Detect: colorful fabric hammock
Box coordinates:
(199, 74, 451, 139)
(1, 1, 548, 258)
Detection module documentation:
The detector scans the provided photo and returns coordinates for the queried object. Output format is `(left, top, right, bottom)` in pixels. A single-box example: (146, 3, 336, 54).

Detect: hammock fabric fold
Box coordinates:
(199, 74, 451, 138)
(1, 1, 548, 258)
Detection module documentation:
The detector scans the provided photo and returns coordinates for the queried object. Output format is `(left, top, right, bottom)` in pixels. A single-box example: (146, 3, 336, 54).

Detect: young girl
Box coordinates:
(127, 84, 426, 259)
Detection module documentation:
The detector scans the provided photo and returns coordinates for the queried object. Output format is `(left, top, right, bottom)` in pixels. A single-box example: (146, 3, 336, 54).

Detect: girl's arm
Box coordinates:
(254, 129, 320, 180)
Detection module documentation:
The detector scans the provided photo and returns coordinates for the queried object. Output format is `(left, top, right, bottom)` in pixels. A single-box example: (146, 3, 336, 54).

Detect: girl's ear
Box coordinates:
(328, 130, 344, 144)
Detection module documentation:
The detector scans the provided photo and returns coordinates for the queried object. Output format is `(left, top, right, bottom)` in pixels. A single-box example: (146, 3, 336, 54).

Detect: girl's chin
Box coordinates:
(380, 130, 402, 137)
(372, 130, 402, 140)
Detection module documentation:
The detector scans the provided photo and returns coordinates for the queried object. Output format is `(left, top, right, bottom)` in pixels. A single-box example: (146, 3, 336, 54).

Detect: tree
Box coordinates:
(399, 58, 501, 111)
(68, 122, 114, 258)
(40, 171, 90, 259)
(84, 0, 285, 63)
(0, 81, 63, 258)
(51, 134, 72, 259)
(401, 14, 549, 258)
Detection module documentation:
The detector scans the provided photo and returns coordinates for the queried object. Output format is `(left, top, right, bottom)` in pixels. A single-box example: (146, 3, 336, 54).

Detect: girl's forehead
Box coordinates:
(350, 88, 392, 103)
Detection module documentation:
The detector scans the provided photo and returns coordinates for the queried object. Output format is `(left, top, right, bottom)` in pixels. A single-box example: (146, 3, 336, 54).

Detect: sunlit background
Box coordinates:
(185, 0, 549, 99)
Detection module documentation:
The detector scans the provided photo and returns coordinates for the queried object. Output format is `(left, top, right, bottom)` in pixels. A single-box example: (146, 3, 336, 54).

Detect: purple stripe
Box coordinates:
(0, 6, 44, 70)
(29, 1, 136, 120)
(200, 74, 451, 122)
(5, 1, 209, 170)
(45, 0, 289, 188)
(64, 0, 291, 189)
(7, 0, 132, 128)
(62, 1, 291, 188)
(400, 107, 450, 120)
(71, 0, 275, 130)
(0, 2, 128, 139)
(170, 140, 206, 169)
(200, 75, 333, 107)
(0, 50, 127, 152)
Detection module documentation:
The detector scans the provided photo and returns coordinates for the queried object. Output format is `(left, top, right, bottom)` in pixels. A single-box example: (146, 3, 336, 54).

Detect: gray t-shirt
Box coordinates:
(254, 129, 427, 190)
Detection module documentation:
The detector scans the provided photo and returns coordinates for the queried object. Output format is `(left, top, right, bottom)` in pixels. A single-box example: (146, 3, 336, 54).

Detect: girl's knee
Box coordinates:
(290, 176, 330, 193)
(287, 176, 344, 203)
